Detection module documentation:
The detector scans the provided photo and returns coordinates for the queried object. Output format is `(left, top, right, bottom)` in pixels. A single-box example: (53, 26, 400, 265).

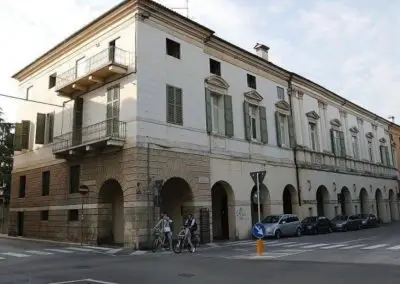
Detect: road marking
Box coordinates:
(268, 242, 296, 247)
(1, 252, 30, 258)
(0, 256, 5, 260)
(387, 245, 400, 250)
(301, 243, 329, 249)
(131, 250, 148, 255)
(45, 248, 74, 253)
(83, 246, 112, 251)
(25, 250, 53, 255)
(49, 279, 118, 284)
(340, 244, 365, 250)
(66, 247, 94, 252)
(278, 249, 309, 253)
(107, 248, 123, 254)
(284, 243, 310, 248)
(362, 244, 389, 250)
(320, 244, 347, 249)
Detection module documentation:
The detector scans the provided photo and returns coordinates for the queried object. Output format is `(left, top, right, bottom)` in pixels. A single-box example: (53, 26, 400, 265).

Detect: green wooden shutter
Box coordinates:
(166, 85, 175, 124)
(288, 115, 296, 148)
(21, 120, 30, 150)
(379, 145, 384, 164)
(339, 131, 346, 157)
(243, 101, 251, 141)
(224, 95, 234, 137)
(47, 112, 54, 143)
(175, 87, 183, 125)
(330, 129, 335, 154)
(35, 113, 46, 145)
(275, 111, 282, 147)
(13, 123, 22, 151)
(205, 89, 212, 134)
(259, 106, 268, 144)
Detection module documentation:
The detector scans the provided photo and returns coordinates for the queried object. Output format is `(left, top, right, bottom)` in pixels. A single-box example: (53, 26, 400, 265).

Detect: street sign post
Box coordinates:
(252, 223, 266, 239)
(250, 170, 267, 256)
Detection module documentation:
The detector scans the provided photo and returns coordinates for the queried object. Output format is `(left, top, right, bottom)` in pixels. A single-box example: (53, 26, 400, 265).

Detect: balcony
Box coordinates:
(55, 47, 132, 97)
(52, 119, 126, 158)
(296, 148, 398, 179)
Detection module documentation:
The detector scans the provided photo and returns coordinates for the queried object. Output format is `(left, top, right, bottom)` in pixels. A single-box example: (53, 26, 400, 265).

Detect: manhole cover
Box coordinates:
(178, 273, 195, 278)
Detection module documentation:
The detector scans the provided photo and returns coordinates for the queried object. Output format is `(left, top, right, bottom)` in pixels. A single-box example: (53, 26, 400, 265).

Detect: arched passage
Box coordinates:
(282, 185, 298, 215)
(375, 189, 385, 222)
(211, 181, 235, 240)
(97, 179, 124, 246)
(389, 189, 398, 221)
(250, 184, 270, 225)
(359, 188, 369, 214)
(316, 185, 330, 217)
(340, 187, 352, 215)
(160, 177, 193, 230)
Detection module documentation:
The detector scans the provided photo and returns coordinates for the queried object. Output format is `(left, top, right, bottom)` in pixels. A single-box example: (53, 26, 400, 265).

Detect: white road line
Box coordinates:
(25, 250, 53, 255)
(0, 257, 5, 260)
(131, 250, 148, 255)
(1, 252, 31, 258)
(66, 247, 94, 252)
(340, 244, 365, 250)
(362, 244, 389, 250)
(268, 242, 296, 247)
(387, 245, 400, 250)
(284, 243, 311, 248)
(83, 246, 112, 251)
(320, 244, 347, 249)
(107, 248, 123, 254)
(45, 248, 74, 253)
(301, 243, 329, 249)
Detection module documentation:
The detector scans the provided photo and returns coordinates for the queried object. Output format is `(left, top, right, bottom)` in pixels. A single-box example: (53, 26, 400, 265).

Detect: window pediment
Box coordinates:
(244, 90, 263, 103)
(379, 137, 387, 143)
(330, 118, 341, 127)
(349, 126, 359, 134)
(204, 75, 229, 89)
(306, 110, 320, 120)
(366, 132, 374, 139)
(275, 100, 290, 111)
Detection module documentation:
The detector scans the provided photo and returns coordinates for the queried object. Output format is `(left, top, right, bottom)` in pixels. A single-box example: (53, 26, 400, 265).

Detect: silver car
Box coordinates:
(261, 214, 302, 239)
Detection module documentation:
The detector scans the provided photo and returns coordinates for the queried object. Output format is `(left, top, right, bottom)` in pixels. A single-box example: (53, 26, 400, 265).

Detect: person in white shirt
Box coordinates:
(161, 212, 173, 250)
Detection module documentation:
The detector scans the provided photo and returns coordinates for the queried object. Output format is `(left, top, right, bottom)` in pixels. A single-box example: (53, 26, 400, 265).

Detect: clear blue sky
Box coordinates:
(1, 0, 398, 122)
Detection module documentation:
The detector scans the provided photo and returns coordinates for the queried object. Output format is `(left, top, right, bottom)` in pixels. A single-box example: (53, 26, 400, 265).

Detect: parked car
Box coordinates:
(331, 215, 362, 231)
(356, 214, 379, 228)
(261, 214, 302, 239)
(301, 216, 333, 234)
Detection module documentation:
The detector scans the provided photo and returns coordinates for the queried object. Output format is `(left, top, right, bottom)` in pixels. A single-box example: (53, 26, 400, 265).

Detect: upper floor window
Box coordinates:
(205, 91, 234, 137)
(166, 85, 183, 125)
(14, 120, 31, 151)
(19, 176, 26, 198)
(35, 112, 54, 145)
(309, 122, 318, 151)
(351, 135, 359, 160)
(276, 113, 289, 147)
(380, 145, 391, 166)
(250, 105, 259, 140)
(209, 59, 221, 76)
(166, 38, 181, 59)
(247, 74, 257, 89)
(48, 74, 57, 89)
(69, 165, 80, 194)
(330, 129, 345, 157)
(243, 101, 268, 144)
(277, 86, 285, 100)
(367, 140, 374, 162)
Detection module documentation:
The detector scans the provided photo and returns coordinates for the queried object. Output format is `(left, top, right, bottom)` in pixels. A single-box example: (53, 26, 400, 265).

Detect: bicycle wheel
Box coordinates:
(173, 239, 182, 254)
(151, 238, 160, 253)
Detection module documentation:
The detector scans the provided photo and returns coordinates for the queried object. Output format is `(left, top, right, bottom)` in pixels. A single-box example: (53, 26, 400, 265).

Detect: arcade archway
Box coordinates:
(340, 187, 352, 215)
(282, 184, 298, 215)
(359, 188, 369, 214)
(316, 185, 330, 217)
(211, 181, 235, 240)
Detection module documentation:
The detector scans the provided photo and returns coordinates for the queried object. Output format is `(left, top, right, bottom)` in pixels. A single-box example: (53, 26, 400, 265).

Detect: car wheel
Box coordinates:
(275, 230, 282, 239)
(295, 228, 302, 237)
(343, 226, 348, 232)
(358, 224, 362, 230)
(328, 227, 333, 233)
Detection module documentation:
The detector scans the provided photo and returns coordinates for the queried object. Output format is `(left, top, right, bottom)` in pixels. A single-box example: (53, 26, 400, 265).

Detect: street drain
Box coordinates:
(178, 273, 195, 278)
(72, 265, 92, 270)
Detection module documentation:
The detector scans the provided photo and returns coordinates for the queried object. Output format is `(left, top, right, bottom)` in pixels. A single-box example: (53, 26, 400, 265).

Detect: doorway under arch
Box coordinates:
(211, 181, 235, 240)
(97, 179, 124, 246)
(359, 188, 369, 214)
(250, 184, 270, 225)
(389, 189, 398, 221)
(282, 185, 298, 215)
(316, 185, 330, 217)
(340, 187, 352, 215)
(375, 189, 385, 222)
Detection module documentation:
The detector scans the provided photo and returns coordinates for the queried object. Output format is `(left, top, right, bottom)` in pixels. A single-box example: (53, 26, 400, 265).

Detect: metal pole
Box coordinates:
(256, 172, 261, 223)
(80, 194, 84, 246)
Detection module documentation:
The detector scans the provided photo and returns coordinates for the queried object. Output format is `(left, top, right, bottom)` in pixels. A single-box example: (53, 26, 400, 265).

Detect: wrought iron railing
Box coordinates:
(52, 119, 126, 153)
(55, 46, 133, 90)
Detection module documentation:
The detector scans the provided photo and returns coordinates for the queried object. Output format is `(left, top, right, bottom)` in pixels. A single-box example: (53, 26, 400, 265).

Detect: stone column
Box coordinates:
(298, 92, 308, 147)
(318, 101, 326, 151)
(323, 103, 330, 152)
(293, 90, 304, 146)
(340, 110, 351, 157)
(357, 119, 366, 160)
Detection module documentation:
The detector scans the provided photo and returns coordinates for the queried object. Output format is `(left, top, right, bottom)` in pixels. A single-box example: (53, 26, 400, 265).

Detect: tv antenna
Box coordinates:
(169, 0, 190, 18)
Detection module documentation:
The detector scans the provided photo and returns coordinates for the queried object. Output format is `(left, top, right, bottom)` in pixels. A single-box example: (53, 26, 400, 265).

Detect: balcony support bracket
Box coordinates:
(72, 83, 86, 91)
(109, 65, 127, 74)
(88, 75, 104, 84)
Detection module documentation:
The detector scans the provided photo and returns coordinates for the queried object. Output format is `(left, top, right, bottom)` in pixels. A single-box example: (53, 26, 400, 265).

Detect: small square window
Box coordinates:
(277, 86, 285, 100)
(48, 74, 57, 89)
(68, 209, 79, 222)
(166, 38, 181, 59)
(247, 74, 256, 89)
(41, 210, 49, 221)
(209, 59, 221, 76)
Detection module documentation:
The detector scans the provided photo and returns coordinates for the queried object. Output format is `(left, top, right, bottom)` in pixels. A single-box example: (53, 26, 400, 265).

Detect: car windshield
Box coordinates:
(302, 217, 318, 223)
(262, 215, 281, 224)
(358, 214, 368, 218)
(332, 215, 347, 221)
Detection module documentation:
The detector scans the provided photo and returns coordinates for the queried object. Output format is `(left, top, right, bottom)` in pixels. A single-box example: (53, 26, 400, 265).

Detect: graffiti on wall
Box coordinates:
(235, 207, 249, 221)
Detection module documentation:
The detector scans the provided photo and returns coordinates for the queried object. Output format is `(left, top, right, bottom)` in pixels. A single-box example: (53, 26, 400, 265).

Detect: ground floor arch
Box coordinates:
(316, 185, 330, 217)
(340, 187, 352, 215)
(359, 188, 369, 214)
(160, 177, 193, 230)
(389, 189, 398, 221)
(282, 184, 298, 215)
(97, 179, 124, 246)
(375, 189, 385, 221)
(250, 184, 270, 225)
(211, 181, 235, 240)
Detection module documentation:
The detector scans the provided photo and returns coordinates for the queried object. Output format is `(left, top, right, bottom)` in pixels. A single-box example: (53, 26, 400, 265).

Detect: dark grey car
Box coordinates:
(331, 215, 362, 231)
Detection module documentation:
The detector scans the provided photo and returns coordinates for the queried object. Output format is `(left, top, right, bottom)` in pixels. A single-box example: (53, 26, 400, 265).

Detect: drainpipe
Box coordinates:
(288, 73, 302, 207)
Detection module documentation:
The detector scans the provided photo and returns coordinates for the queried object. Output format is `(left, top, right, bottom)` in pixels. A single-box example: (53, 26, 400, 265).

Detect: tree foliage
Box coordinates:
(0, 108, 14, 203)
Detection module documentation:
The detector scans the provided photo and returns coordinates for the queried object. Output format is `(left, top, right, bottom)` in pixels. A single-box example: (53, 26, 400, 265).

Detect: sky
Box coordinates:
(0, 0, 398, 123)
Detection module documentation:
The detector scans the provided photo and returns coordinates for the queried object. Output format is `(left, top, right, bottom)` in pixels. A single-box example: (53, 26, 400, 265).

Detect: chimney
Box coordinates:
(388, 116, 395, 123)
(254, 43, 270, 61)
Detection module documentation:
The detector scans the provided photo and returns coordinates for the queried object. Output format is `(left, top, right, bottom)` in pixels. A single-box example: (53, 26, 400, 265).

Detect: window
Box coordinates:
(243, 102, 268, 143)
(250, 105, 258, 140)
(35, 112, 54, 145)
(351, 135, 359, 160)
(247, 74, 257, 89)
(48, 74, 57, 89)
(211, 94, 224, 134)
(205, 90, 233, 137)
(166, 38, 181, 59)
(277, 86, 285, 100)
(209, 59, 221, 76)
(380, 145, 391, 166)
(106, 85, 120, 135)
(330, 129, 345, 157)
(278, 114, 286, 145)
(69, 165, 80, 194)
(309, 122, 318, 151)
(368, 140, 374, 162)
(19, 176, 26, 198)
(68, 210, 79, 222)
(41, 210, 49, 221)
(42, 171, 50, 196)
(14, 120, 31, 151)
(276, 112, 289, 147)
(166, 85, 183, 125)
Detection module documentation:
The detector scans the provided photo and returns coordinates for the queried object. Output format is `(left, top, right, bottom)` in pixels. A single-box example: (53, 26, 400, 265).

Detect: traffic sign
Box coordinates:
(250, 170, 266, 185)
(252, 222, 266, 239)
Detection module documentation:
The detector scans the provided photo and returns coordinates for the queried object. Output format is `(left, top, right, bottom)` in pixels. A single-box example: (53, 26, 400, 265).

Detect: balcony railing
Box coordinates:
(52, 119, 126, 154)
(296, 148, 397, 179)
(55, 46, 133, 94)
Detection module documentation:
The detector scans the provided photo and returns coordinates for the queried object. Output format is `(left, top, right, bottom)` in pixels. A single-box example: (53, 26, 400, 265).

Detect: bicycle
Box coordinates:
(151, 228, 169, 253)
(173, 226, 200, 254)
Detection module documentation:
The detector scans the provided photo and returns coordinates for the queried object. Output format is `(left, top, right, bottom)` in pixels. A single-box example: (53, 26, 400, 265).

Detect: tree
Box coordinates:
(0, 108, 14, 203)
